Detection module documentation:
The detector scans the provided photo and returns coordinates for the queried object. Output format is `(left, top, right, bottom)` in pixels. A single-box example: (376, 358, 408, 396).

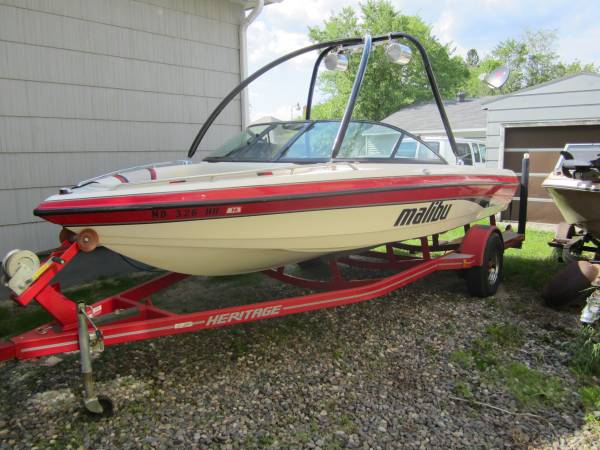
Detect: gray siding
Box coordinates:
(0, 0, 243, 255)
(484, 74, 600, 167)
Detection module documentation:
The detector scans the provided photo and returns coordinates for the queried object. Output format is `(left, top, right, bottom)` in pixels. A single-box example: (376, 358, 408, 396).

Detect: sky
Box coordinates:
(246, 0, 600, 121)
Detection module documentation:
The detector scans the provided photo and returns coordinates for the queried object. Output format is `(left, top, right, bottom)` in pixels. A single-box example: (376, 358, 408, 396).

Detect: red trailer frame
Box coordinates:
(0, 221, 524, 415)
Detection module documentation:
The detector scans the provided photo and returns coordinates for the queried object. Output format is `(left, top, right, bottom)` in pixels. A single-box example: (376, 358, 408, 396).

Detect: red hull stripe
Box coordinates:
(37, 175, 517, 210)
(35, 180, 518, 226)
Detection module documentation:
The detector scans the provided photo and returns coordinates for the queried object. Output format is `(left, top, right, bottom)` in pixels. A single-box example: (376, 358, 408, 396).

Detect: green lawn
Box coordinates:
(504, 226, 559, 289)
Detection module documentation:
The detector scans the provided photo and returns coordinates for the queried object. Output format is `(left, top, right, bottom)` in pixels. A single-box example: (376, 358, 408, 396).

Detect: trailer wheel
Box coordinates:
(465, 232, 503, 298)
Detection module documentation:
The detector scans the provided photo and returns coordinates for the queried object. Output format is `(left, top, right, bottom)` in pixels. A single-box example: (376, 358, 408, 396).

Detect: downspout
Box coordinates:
(239, 0, 264, 129)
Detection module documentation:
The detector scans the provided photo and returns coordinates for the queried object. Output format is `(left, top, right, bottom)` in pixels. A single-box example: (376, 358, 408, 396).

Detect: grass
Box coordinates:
(503, 227, 559, 290)
(66, 274, 155, 303)
(580, 385, 600, 434)
(0, 306, 52, 338)
(453, 380, 474, 399)
(0, 274, 154, 339)
(500, 362, 568, 408)
(485, 323, 525, 348)
(452, 321, 573, 409)
(450, 350, 473, 369)
(569, 326, 600, 377)
(580, 385, 600, 410)
(470, 336, 500, 371)
(452, 324, 525, 372)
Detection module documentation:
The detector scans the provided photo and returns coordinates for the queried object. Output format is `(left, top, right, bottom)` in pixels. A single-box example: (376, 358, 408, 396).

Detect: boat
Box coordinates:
(1, 32, 527, 416)
(542, 143, 600, 242)
(540, 144, 600, 314)
(32, 33, 519, 276)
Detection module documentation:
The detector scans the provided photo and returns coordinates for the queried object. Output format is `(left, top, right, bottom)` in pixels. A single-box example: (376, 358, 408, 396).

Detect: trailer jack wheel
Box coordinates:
(465, 232, 504, 298)
(84, 395, 114, 417)
(77, 303, 114, 417)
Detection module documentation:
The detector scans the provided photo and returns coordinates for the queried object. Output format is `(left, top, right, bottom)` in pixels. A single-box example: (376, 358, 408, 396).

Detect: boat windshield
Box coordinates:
(204, 120, 445, 164)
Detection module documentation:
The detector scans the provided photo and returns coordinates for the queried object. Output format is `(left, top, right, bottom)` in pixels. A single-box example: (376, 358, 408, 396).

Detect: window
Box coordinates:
(478, 144, 486, 162)
(208, 124, 270, 159)
(456, 143, 473, 165)
(281, 122, 339, 159)
(206, 121, 445, 164)
(394, 136, 442, 161)
(424, 141, 440, 152)
(207, 123, 305, 161)
(472, 143, 481, 163)
(395, 136, 418, 158)
(283, 122, 404, 160)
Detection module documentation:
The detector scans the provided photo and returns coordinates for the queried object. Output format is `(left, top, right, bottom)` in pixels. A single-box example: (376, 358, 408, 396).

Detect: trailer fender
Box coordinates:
(459, 225, 502, 266)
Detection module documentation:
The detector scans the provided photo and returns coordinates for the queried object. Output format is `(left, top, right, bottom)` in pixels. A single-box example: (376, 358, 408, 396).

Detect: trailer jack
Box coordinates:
(77, 303, 113, 416)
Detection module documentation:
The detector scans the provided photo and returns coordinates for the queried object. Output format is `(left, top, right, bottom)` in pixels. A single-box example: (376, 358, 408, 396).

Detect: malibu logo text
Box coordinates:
(394, 201, 452, 227)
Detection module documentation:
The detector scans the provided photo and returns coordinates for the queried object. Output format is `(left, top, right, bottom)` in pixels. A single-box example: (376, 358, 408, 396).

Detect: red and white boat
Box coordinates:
(32, 32, 518, 276)
(35, 139, 517, 275)
(1, 32, 525, 416)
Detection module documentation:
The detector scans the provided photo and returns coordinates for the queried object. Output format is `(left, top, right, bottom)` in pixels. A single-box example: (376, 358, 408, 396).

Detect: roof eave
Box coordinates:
(230, 0, 283, 8)
(481, 72, 600, 107)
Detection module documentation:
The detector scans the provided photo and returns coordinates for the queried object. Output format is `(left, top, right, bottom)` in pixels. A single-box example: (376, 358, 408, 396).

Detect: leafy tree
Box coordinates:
(464, 29, 598, 96)
(466, 49, 480, 67)
(308, 0, 469, 120)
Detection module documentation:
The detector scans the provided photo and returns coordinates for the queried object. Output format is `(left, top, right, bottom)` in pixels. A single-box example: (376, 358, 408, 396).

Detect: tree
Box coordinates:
(308, 0, 469, 120)
(463, 29, 598, 96)
(466, 49, 479, 67)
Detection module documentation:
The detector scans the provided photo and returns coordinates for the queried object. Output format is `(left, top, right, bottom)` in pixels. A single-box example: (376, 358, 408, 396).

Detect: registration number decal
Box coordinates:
(149, 207, 222, 221)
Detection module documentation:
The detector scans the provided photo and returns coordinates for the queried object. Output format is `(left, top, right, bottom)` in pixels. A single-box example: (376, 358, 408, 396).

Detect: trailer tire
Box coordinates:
(465, 232, 504, 298)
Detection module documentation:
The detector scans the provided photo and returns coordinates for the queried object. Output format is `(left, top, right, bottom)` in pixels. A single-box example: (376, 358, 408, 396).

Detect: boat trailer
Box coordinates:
(0, 219, 524, 416)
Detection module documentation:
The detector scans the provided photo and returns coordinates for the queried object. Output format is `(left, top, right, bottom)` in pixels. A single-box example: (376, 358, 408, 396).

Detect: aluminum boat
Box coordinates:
(33, 33, 519, 276)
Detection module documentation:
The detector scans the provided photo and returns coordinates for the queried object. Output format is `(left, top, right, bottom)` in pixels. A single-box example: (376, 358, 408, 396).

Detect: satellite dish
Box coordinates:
(482, 66, 510, 89)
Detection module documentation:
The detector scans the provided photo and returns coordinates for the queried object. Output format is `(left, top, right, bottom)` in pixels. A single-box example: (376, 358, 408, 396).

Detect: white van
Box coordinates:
(421, 137, 487, 167)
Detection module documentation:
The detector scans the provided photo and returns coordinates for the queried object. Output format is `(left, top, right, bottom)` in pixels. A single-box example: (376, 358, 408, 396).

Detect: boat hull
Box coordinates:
(35, 164, 518, 276)
(64, 197, 508, 275)
(545, 184, 600, 238)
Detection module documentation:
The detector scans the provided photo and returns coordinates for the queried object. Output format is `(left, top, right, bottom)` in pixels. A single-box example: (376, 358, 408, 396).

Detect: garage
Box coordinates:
(483, 73, 600, 224)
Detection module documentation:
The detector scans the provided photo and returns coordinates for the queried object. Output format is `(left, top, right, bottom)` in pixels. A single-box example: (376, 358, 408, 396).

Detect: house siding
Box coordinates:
(0, 0, 243, 255)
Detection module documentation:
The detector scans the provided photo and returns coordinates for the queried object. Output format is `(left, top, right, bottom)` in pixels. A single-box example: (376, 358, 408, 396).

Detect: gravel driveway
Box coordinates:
(0, 270, 597, 449)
